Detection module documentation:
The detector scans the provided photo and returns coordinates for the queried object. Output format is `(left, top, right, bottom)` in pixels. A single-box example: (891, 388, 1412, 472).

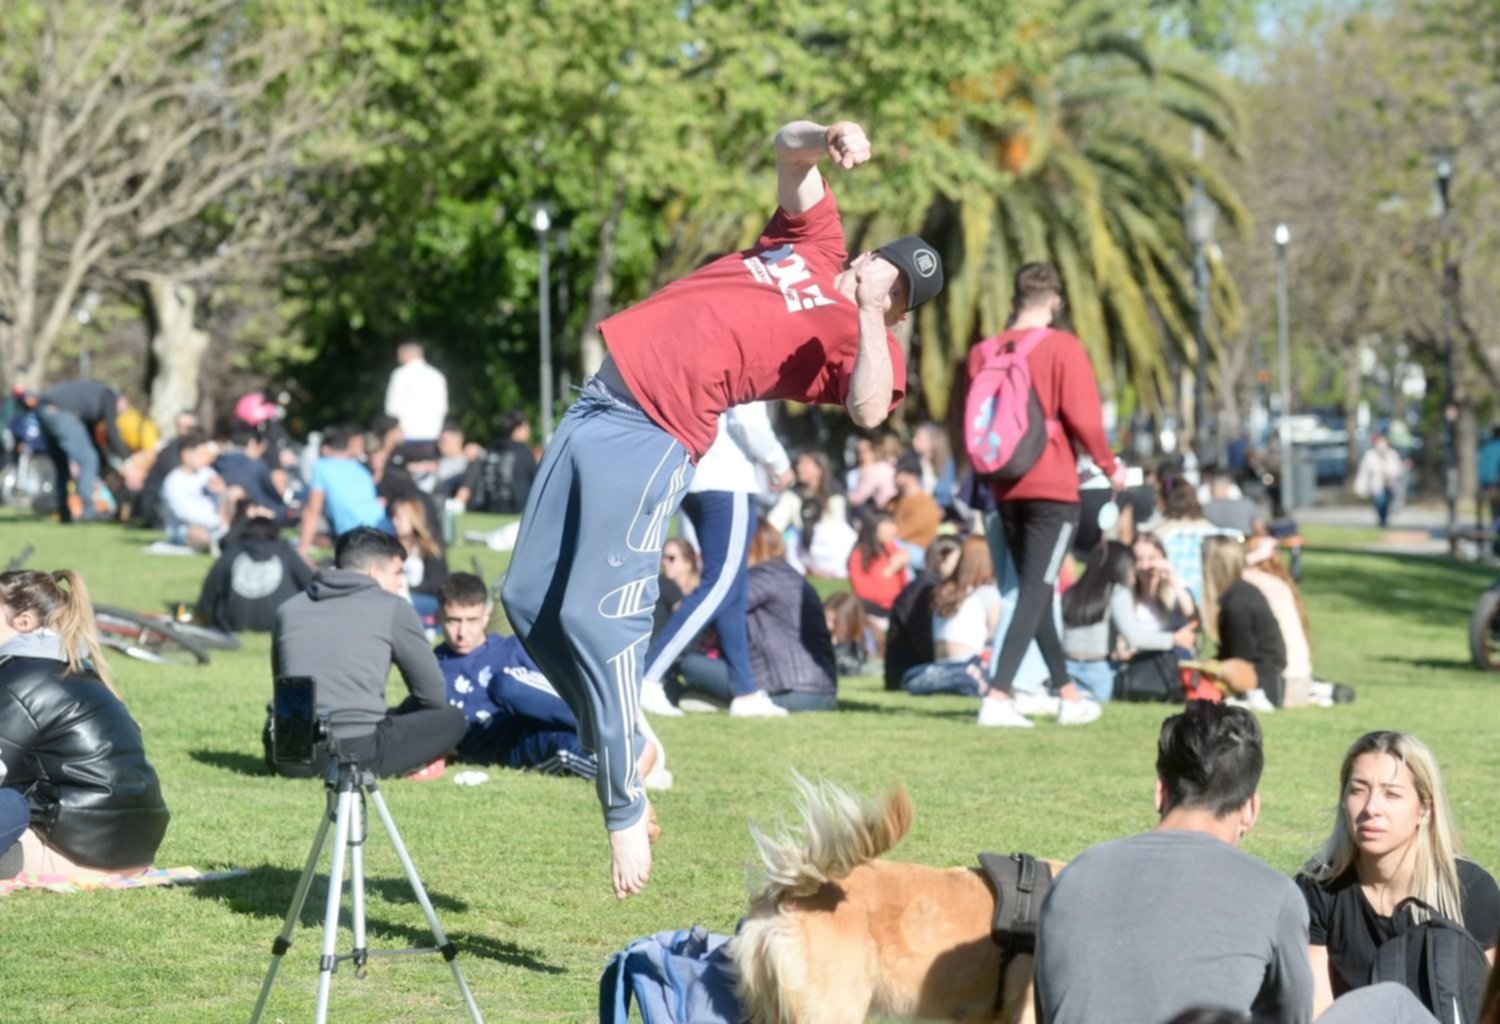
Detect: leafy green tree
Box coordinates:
(909, 1, 1247, 427)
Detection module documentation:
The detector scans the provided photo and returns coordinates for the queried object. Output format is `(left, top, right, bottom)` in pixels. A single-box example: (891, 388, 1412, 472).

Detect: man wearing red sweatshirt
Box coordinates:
(968, 263, 1127, 728)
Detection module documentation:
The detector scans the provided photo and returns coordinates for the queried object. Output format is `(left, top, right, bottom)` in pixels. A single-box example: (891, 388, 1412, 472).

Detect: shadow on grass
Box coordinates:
(1304, 549, 1497, 628)
(190, 748, 270, 777)
(1383, 655, 1484, 672)
(192, 865, 564, 973)
(836, 697, 976, 720)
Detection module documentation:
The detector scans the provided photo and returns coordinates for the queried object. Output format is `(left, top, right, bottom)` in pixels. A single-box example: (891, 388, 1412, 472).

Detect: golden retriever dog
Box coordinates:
(728, 776, 1065, 1024)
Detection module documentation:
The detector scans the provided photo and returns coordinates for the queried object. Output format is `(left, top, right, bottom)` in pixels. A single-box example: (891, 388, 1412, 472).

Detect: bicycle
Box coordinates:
(1470, 581, 1500, 671)
(93, 605, 214, 667)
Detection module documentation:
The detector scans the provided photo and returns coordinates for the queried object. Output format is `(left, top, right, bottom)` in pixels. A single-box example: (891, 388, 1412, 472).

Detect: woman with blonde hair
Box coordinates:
(0, 569, 169, 877)
(1298, 731, 1500, 1016)
(1199, 535, 1283, 710)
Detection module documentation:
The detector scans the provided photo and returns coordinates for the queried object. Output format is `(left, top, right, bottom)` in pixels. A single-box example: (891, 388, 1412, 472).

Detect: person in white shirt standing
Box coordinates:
(384, 341, 448, 446)
(638, 401, 794, 719)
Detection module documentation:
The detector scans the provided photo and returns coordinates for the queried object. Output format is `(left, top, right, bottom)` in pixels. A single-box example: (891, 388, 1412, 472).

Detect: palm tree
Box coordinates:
(916, 2, 1249, 422)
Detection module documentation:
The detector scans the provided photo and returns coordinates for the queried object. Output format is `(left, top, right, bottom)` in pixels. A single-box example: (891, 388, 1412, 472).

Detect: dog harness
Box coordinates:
(978, 852, 1055, 1014)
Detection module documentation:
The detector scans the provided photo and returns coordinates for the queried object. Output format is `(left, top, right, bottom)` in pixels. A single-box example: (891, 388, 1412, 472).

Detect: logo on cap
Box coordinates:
(914, 249, 938, 278)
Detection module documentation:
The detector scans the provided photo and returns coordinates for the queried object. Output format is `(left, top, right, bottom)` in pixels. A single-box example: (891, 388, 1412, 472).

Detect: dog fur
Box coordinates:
(728, 776, 1064, 1024)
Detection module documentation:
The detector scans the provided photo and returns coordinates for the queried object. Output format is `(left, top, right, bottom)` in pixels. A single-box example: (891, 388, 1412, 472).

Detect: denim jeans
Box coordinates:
(1066, 658, 1118, 703)
(901, 657, 984, 697)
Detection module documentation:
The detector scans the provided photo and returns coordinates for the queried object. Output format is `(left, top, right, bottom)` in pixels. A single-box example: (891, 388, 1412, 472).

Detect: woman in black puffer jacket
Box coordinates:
(0, 569, 169, 876)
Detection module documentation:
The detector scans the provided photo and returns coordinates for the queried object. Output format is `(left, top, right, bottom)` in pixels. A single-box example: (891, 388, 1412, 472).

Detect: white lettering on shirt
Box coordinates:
(743, 246, 835, 314)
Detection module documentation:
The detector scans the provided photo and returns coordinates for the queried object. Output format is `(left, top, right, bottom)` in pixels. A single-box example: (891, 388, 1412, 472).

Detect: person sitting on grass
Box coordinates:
(889, 451, 942, 569)
(270, 527, 467, 780)
(1034, 701, 1313, 1024)
(388, 490, 448, 621)
(899, 535, 998, 697)
(0, 569, 170, 878)
(195, 510, 313, 633)
(1060, 541, 1196, 703)
(433, 574, 667, 782)
(1298, 730, 1500, 1019)
(846, 511, 909, 624)
(161, 430, 234, 552)
(667, 521, 838, 713)
(297, 424, 389, 559)
(1200, 535, 1285, 711)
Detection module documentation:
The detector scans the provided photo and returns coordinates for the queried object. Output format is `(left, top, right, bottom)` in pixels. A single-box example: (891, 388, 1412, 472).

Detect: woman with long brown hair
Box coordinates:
(0, 569, 169, 877)
(389, 491, 449, 619)
(899, 536, 998, 696)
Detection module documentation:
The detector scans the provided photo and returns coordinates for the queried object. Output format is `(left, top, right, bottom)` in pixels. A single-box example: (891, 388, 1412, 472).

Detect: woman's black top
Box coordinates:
(1216, 578, 1286, 696)
(1297, 861, 1500, 997)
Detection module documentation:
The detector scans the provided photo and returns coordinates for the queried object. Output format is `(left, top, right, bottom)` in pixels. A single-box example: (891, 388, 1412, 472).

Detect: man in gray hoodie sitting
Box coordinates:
(269, 527, 467, 778)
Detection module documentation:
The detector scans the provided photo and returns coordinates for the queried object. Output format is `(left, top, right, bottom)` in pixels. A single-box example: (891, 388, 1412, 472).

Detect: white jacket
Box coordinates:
(688, 401, 791, 495)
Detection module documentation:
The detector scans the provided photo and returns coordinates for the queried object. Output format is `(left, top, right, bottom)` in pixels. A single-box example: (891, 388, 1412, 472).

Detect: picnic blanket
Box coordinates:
(0, 866, 249, 895)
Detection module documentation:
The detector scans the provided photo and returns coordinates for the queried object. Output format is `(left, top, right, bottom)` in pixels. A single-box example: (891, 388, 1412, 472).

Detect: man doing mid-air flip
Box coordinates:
(501, 117, 945, 899)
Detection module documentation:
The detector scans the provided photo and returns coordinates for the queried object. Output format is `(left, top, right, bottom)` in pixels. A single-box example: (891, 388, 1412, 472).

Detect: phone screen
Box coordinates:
(272, 676, 318, 765)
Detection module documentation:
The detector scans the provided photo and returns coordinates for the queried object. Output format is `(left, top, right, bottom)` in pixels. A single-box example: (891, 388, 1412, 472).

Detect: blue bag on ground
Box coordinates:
(598, 925, 745, 1024)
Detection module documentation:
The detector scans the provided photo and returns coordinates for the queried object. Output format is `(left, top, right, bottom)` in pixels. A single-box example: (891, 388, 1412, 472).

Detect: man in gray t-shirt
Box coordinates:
(1035, 703, 1313, 1024)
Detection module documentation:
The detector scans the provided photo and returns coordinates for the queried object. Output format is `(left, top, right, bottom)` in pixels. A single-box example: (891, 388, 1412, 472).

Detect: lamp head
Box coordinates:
(1274, 223, 1290, 247)
(530, 202, 554, 233)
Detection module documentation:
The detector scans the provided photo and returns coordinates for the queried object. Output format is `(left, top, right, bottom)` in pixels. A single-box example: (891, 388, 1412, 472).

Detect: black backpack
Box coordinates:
(1370, 897, 1489, 1024)
(1114, 650, 1184, 703)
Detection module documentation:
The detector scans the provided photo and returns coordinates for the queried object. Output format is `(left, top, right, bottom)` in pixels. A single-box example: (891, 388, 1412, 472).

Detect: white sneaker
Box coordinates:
(1226, 689, 1277, 713)
(977, 697, 1035, 728)
(728, 691, 789, 718)
(636, 715, 674, 791)
(1057, 697, 1103, 726)
(1012, 690, 1061, 717)
(639, 679, 683, 718)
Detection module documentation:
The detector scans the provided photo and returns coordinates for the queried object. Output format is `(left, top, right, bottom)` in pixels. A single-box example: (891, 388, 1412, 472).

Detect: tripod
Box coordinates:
(249, 745, 485, 1024)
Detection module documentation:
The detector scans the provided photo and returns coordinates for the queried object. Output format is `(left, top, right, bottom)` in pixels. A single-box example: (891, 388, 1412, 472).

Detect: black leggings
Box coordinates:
(989, 500, 1078, 694)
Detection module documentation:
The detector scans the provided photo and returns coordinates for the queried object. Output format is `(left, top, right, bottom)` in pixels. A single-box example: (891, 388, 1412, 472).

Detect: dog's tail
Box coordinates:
(747, 773, 912, 903)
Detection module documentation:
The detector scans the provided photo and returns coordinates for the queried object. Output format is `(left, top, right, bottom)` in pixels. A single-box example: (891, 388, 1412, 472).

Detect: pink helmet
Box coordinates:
(234, 391, 278, 426)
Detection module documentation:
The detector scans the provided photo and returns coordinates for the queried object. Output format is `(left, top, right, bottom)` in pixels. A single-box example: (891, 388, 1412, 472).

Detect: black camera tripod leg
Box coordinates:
(248, 786, 337, 1024)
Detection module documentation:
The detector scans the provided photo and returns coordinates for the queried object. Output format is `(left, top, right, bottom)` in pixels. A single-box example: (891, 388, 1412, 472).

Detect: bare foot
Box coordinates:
(609, 808, 654, 899)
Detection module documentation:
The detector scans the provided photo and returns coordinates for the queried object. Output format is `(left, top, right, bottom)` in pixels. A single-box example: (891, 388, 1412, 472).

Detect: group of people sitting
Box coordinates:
(1036, 701, 1499, 1024)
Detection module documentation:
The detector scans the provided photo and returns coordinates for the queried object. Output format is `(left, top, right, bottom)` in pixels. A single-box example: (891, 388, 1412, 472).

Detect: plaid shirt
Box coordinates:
(1155, 521, 1238, 604)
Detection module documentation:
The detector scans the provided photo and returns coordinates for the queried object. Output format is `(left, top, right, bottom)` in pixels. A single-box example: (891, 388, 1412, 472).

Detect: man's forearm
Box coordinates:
(775, 120, 830, 164)
(845, 307, 893, 429)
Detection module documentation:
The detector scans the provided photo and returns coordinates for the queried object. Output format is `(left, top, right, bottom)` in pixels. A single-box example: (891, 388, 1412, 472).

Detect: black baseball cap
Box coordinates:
(874, 235, 944, 311)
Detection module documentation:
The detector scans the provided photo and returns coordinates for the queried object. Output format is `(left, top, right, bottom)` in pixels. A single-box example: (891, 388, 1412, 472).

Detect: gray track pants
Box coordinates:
(501, 378, 693, 831)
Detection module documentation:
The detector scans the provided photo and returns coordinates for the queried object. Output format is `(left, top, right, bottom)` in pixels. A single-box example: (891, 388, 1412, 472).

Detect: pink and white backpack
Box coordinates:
(964, 328, 1056, 481)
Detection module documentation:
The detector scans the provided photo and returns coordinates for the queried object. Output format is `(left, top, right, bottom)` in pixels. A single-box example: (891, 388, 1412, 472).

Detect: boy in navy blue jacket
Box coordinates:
(435, 574, 668, 786)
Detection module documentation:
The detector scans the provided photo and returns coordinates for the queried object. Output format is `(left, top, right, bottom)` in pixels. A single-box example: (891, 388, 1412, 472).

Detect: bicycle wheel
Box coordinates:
(1468, 585, 1500, 672)
(94, 606, 211, 667)
(165, 621, 242, 652)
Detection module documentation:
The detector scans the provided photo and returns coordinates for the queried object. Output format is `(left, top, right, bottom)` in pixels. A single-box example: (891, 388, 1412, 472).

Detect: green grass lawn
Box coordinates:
(1, 514, 1498, 1023)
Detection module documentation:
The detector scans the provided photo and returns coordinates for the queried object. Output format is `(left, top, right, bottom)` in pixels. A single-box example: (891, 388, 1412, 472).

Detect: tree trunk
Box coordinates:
(575, 188, 626, 380)
(143, 277, 210, 435)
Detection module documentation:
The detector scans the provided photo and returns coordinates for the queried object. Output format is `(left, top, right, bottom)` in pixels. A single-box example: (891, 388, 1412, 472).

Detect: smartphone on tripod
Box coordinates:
(271, 676, 319, 766)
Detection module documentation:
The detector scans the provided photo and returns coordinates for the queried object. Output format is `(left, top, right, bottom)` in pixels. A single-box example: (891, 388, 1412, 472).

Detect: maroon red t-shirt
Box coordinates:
(600, 185, 906, 460)
(965, 328, 1120, 503)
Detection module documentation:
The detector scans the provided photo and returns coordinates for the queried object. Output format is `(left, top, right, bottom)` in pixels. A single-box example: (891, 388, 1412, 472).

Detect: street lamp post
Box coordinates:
(1434, 152, 1456, 554)
(531, 202, 555, 442)
(1274, 223, 1294, 513)
(1185, 184, 1218, 463)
